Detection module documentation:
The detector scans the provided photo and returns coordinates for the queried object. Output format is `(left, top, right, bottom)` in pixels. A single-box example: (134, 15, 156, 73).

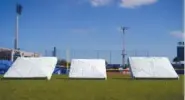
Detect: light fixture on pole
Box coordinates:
(121, 26, 129, 67)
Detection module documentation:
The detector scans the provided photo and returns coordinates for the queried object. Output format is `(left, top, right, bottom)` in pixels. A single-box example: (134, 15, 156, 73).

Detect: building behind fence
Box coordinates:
(0, 48, 40, 61)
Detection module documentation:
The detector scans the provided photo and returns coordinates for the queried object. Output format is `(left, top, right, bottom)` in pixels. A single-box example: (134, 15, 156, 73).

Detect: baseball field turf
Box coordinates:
(0, 74, 183, 100)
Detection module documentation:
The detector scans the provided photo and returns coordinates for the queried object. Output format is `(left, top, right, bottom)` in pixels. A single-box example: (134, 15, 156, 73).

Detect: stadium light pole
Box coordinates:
(13, 3, 22, 61)
(15, 3, 22, 50)
(121, 27, 129, 67)
(15, 12, 19, 50)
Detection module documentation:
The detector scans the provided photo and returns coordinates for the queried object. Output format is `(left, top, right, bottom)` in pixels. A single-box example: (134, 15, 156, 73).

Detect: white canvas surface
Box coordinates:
(128, 57, 179, 78)
(69, 59, 107, 79)
(3, 57, 57, 80)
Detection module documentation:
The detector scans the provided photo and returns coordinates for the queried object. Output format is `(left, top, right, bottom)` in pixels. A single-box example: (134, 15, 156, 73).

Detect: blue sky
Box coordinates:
(0, 0, 183, 63)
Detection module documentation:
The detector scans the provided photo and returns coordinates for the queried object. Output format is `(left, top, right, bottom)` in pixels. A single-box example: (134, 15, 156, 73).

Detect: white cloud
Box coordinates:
(119, 0, 158, 8)
(170, 31, 184, 39)
(90, 0, 113, 6)
(87, 0, 158, 8)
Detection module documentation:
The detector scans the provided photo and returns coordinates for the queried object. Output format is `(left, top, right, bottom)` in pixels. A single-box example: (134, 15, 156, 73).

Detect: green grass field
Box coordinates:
(0, 74, 184, 100)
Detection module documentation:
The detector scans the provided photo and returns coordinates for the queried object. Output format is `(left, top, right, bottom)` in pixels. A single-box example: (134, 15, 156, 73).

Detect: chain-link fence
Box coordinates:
(43, 49, 152, 64)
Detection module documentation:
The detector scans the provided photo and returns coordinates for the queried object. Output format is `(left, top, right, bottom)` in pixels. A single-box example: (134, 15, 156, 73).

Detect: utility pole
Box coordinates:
(121, 27, 129, 67)
(66, 48, 70, 74)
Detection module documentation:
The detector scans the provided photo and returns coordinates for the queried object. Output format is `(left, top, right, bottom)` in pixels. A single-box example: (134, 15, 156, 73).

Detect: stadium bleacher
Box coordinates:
(0, 60, 13, 74)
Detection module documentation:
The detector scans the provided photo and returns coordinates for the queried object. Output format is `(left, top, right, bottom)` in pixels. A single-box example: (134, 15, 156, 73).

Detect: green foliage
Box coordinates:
(57, 59, 67, 66)
(56, 59, 71, 67)
(173, 57, 181, 63)
(122, 64, 129, 69)
(105, 61, 108, 65)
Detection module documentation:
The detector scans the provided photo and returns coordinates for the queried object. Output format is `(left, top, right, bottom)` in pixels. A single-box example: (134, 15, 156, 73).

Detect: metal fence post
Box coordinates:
(97, 50, 99, 59)
(66, 48, 70, 74)
(109, 51, 112, 64)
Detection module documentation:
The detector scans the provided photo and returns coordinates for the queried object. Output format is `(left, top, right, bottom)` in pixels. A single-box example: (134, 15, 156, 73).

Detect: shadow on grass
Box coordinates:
(1, 77, 47, 81)
(111, 77, 179, 81)
(56, 78, 106, 81)
(111, 78, 132, 80)
(134, 78, 179, 80)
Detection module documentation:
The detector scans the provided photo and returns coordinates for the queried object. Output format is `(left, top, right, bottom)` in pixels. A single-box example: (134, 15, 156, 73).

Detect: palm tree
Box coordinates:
(173, 57, 180, 64)
(57, 59, 67, 66)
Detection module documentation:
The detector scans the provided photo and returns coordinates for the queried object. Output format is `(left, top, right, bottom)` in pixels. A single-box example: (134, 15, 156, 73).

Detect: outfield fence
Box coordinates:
(43, 49, 174, 64)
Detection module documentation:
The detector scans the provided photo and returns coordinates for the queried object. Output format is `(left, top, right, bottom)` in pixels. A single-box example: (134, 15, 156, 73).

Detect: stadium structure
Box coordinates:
(176, 41, 184, 63)
(0, 47, 40, 61)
